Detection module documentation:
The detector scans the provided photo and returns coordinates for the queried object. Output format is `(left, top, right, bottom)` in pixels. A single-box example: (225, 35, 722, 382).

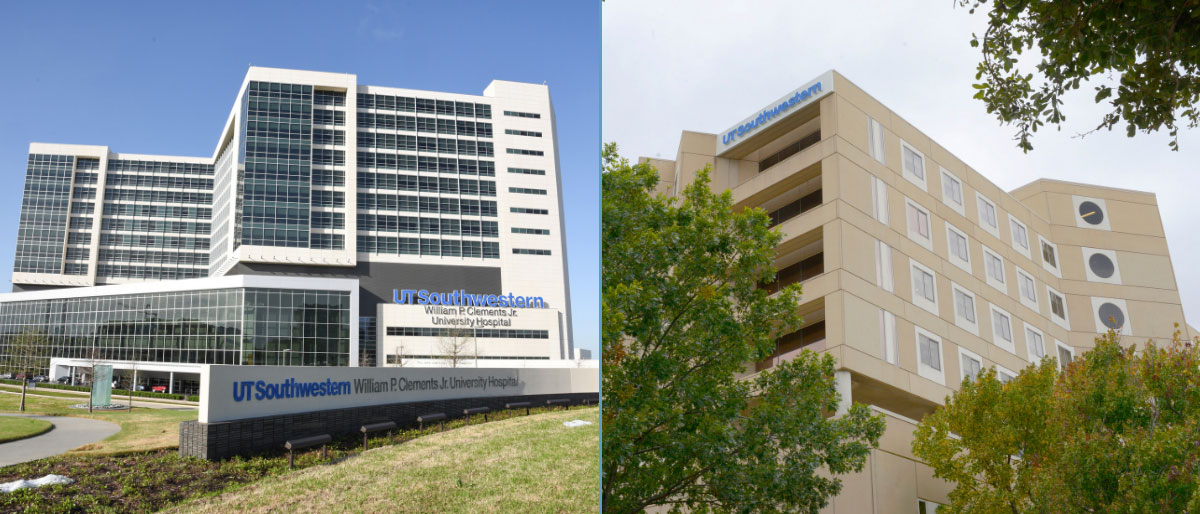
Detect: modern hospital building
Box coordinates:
(642, 71, 1195, 513)
(1, 67, 579, 395)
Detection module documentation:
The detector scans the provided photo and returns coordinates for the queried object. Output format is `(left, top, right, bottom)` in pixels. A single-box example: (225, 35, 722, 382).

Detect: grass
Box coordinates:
(0, 392, 197, 454)
(0, 384, 94, 400)
(0, 406, 597, 514)
(170, 407, 600, 513)
(0, 417, 53, 444)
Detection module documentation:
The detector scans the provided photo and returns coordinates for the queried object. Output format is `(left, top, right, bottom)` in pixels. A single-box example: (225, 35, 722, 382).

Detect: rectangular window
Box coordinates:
(915, 327, 946, 384)
(978, 194, 998, 231)
(1010, 217, 1030, 251)
(875, 240, 893, 293)
(907, 201, 930, 240)
(1057, 342, 1074, 370)
(942, 170, 964, 207)
(1040, 236, 1061, 276)
(948, 226, 969, 263)
(1018, 270, 1037, 305)
(901, 141, 925, 182)
(912, 265, 935, 302)
(870, 176, 889, 224)
(955, 288, 976, 323)
(919, 334, 941, 371)
(985, 249, 1005, 286)
(992, 308, 1012, 343)
(880, 309, 898, 364)
(961, 352, 982, 382)
(867, 116, 886, 165)
(1026, 326, 1045, 360)
(997, 368, 1016, 384)
(1049, 289, 1066, 319)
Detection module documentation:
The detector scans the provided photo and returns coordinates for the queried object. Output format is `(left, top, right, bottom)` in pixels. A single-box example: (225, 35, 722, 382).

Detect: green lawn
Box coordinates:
(0, 416, 53, 444)
(170, 407, 600, 513)
(0, 393, 196, 454)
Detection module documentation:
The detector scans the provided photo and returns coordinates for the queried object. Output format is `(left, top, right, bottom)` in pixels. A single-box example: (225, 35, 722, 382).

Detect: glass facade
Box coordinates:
(355, 92, 500, 259)
(14, 154, 73, 274)
(0, 287, 352, 376)
(241, 81, 314, 248)
(97, 159, 214, 281)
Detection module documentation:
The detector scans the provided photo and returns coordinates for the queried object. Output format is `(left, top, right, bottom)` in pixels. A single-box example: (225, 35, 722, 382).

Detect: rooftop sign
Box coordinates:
(716, 70, 835, 155)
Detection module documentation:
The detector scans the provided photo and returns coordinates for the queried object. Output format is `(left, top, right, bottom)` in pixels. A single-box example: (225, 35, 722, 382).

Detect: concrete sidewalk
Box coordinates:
(0, 414, 120, 468)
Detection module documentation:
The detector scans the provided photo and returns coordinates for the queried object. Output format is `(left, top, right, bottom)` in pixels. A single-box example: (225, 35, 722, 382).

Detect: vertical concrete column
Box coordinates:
(834, 370, 851, 417)
(169, 371, 175, 394)
(132, 370, 138, 392)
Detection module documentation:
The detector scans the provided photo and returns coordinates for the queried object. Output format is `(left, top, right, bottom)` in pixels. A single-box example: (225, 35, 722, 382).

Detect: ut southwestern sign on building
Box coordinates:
(392, 289, 545, 309)
(716, 70, 836, 155)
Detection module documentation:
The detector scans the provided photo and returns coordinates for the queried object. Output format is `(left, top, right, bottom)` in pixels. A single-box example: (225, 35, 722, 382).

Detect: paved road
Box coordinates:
(0, 414, 121, 467)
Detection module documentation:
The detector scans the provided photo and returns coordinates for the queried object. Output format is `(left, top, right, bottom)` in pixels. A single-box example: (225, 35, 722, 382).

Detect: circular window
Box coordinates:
(1098, 302, 1125, 330)
(1088, 253, 1115, 278)
(1079, 201, 1104, 225)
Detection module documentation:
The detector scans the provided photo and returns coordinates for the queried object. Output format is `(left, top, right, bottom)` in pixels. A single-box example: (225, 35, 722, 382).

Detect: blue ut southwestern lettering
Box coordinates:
(391, 289, 546, 308)
(231, 378, 352, 402)
(722, 82, 823, 145)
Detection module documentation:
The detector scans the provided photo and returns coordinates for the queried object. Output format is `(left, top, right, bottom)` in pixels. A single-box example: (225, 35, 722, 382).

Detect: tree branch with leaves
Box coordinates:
(962, 0, 1200, 151)
(601, 143, 884, 513)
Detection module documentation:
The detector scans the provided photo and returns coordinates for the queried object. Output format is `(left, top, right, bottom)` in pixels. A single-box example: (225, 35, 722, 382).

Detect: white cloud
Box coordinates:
(604, 0, 1200, 332)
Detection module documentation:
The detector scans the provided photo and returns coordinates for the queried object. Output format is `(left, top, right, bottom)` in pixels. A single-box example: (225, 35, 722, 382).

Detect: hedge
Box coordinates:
(0, 379, 198, 402)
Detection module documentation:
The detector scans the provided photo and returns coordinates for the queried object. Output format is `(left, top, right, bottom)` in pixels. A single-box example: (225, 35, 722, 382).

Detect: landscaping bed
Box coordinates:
(0, 406, 592, 513)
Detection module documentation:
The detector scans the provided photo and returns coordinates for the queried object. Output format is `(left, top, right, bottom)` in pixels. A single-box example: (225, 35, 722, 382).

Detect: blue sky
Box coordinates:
(0, 1, 600, 355)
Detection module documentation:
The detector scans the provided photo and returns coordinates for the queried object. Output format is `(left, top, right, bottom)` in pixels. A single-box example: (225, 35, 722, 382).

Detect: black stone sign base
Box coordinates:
(179, 392, 598, 460)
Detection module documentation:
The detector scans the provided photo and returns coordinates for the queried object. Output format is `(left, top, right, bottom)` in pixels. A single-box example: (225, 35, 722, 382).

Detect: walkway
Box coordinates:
(0, 414, 120, 467)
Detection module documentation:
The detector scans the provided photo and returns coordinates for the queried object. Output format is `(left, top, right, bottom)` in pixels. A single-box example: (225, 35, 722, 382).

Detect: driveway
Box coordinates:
(0, 414, 121, 468)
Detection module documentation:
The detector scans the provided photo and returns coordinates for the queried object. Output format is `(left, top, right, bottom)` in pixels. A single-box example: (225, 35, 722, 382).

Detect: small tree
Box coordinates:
(0, 331, 48, 413)
(393, 340, 407, 368)
(438, 328, 474, 368)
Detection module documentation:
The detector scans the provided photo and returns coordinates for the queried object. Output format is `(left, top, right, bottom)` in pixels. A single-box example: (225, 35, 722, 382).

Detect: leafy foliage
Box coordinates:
(913, 327, 1200, 513)
(601, 143, 884, 514)
(961, 0, 1200, 151)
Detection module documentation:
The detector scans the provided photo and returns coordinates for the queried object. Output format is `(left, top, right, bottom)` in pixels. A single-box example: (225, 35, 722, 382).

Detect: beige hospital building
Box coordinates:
(641, 71, 1195, 513)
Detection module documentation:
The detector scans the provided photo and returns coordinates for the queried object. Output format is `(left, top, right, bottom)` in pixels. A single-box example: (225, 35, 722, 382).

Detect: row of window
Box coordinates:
(356, 174, 497, 196)
(357, 113, 493, 137)
(98, 249, 209, 266)
(513, 248, 551, 256)
(356, 153, 497, 173)
(508, 167, 545, 176)
(503, 110, 541, 119)
(385, 327, 548, 339)
(512, 227, 550, 235)
(105, 173, 212, 191)
(356, 194, 498, 216)
(355, 214, 498, 237)
(100, 218, 211, 234)
(504, 129, 542, 137)
(106, 159, 213, 176)
(356, 236, 500, 258)
(511, 207, 548, 215)
(356, 94, 491, 118)
(509, 187, 546, 195)
(506, 148, 544, 156)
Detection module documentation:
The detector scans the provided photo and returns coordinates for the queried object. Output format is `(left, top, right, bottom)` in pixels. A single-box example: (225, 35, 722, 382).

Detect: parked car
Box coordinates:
(32, 375, 47, 383)
(0, 373, 12, 380)
(134, 385, 147, 391)
(151, 385, 167, 393)
(55, 376, 71, 384)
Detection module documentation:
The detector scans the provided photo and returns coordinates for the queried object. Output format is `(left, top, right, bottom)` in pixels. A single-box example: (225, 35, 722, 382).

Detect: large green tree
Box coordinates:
(914, 328, 1200, 513)
(601, 143, 884, 513)
(962, 0, 1200, 151)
